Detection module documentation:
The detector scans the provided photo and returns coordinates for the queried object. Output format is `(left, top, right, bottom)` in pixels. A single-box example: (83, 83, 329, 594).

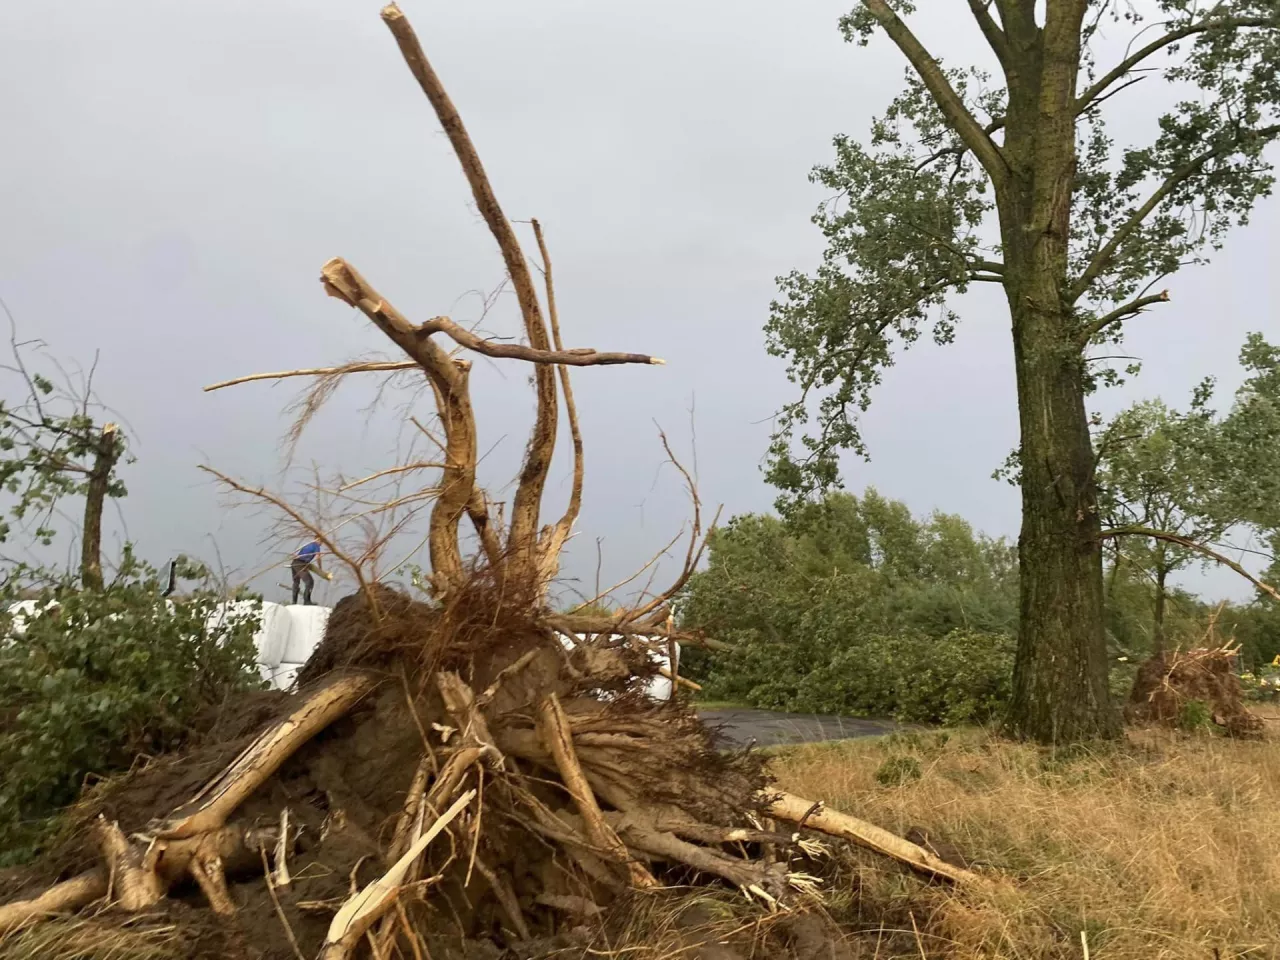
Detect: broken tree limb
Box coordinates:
(536, 693, 658, 888)
(158, 673, 377, 839)
(0, 871, 106, 936)
(417, 316, 664, 368)
(320, 789, 476, 960)
(766, 791, 985, 886)
(203, 361, 418, 393)
(1098, 527, 1280, 602)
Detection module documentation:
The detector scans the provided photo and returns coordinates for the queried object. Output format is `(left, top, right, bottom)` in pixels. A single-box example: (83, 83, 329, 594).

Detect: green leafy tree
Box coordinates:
(1218, 334, 1280, 541)
(679, 490, 1018, 720)
(0, 331, 130, 590)
(1095, 392, 1226, 653)
(767, 2, 1280, 742)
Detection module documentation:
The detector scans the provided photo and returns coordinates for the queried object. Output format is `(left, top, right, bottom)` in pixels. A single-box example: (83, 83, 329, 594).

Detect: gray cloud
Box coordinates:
(0, 1, 1273, 605)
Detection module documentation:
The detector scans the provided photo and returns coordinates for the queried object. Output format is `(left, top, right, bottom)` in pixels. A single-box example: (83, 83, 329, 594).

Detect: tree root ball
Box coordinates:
(1126, 647, 1263, 737)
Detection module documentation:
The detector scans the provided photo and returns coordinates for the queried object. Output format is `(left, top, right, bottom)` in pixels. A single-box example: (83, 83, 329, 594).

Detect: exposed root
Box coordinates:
(188, 849, 235, 915)
(158, 673, 376, 840)
(319, 789, 475, 960)
(95, 817, 162, 911)
(537, 692, 658, 889)
(0, 871, 105, 936)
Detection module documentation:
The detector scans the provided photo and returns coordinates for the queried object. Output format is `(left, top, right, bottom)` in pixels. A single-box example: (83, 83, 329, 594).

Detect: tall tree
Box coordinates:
(0, 331, 129, 590)
(767, 2, 1280, 741)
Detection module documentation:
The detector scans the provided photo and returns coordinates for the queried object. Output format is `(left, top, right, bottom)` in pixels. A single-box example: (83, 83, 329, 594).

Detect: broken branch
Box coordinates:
(766, 791, 985, 886)
(203, 361, 417, 393)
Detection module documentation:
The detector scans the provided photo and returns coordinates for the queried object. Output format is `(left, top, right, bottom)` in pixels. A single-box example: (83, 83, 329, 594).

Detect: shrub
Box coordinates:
(791, 629, 1015, 726)
(0, 550, 263, 862)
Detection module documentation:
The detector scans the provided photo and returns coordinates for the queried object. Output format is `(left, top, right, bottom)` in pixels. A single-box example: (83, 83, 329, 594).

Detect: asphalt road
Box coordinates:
(696, 708, 902, 748)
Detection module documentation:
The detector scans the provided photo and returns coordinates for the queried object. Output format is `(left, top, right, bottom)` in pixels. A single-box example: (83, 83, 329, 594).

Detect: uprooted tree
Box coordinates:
(0, 7, 985, 958)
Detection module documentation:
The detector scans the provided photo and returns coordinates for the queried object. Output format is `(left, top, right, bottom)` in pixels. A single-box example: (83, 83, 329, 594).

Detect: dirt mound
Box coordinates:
(1127, 646, 1263, 737)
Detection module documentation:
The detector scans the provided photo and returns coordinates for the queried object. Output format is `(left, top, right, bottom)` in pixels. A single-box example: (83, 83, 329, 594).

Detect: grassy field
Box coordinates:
(769, 713, 1280, 959)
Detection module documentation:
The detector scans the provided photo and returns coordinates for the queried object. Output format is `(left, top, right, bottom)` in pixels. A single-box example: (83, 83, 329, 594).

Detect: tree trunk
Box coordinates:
(1152, 562, 1168, 656)
(1003, 299, 1120, 742)
(80, 423, 120, 592)
(997, 6, 1120, 744)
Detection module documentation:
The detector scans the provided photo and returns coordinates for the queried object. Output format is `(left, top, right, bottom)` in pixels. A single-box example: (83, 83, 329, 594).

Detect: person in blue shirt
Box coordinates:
(291, 540, 324, 605)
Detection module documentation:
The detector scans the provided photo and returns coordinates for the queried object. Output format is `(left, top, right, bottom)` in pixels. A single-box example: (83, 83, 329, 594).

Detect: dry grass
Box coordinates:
(770, 715, 1280, 959)
(0, 916, 183, 960)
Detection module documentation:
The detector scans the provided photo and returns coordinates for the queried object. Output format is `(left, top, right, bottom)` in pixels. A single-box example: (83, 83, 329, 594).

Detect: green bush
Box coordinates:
(0, 550, 263, 862)
(1178, 698, 1214, 733)
(793, 629, 1015, 726)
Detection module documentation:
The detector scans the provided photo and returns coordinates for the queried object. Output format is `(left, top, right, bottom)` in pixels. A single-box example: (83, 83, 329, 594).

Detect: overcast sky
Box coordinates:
(0, 1, 1275, 607)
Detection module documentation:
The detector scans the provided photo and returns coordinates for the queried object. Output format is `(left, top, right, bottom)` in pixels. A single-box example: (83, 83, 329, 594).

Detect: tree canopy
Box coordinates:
(767, 1, 1280, 742)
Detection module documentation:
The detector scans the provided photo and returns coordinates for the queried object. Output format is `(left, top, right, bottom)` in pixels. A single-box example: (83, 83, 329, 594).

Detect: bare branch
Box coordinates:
(913, 117, 1005, 175)
(338, 462, 447, 493)
(204, 362, 417, 393)
(199, 465, 382, 612)
(620, 429, 718, 625)
(966, 0, 1012, 69)
(1076, 290, 1170, 345)
(862, 0, 1008, 183)
(419, 315, 664, 367)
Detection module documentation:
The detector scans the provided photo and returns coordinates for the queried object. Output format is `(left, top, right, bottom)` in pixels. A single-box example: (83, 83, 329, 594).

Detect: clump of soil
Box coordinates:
(1127, 646, 1263, 738)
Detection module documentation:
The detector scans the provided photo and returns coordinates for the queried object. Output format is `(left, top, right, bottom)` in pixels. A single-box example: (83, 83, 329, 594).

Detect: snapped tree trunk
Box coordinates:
(80, 423, 120, 592)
